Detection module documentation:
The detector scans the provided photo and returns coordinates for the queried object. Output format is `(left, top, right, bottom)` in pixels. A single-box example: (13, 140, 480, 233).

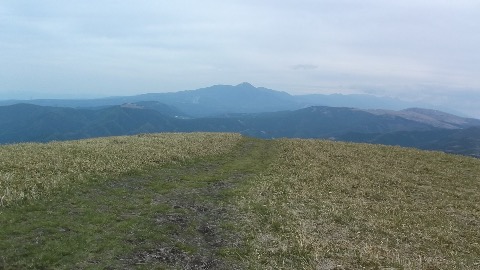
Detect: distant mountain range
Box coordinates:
(0, 82, 462, 117)
(1, 83, 479, 157)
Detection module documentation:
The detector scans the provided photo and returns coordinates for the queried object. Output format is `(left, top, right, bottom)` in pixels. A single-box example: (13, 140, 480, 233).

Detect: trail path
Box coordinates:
(123, 138, 276, 269)
(0, 138, 276, 269)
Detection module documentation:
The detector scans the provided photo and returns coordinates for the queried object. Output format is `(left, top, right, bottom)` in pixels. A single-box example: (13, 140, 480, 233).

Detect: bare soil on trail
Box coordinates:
(121, 139, 275, 269)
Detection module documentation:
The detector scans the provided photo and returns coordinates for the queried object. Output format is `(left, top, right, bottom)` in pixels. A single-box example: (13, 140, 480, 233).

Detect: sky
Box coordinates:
(1, 1, 479, 117)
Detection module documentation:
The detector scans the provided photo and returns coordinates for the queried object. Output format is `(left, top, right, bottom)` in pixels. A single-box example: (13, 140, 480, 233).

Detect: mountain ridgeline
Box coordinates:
(1, 83, 479, 157)
(0, 82, 461, 117)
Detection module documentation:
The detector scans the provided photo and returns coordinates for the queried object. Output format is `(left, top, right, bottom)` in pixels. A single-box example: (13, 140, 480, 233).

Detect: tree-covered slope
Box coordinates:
(1, 103, 479, 157)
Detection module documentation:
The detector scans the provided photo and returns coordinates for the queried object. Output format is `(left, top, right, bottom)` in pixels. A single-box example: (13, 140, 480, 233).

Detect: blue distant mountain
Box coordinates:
(0, 83, 455, 117)
(1, 83, 479, 157)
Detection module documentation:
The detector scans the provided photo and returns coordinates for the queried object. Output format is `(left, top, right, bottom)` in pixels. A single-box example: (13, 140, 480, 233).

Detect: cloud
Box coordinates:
(0, 0, 479, 116)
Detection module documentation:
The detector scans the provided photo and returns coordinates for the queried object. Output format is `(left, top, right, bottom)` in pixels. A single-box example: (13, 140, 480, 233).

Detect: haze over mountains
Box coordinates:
(1, 83, 479, 157)
(0, 82, 463, 117)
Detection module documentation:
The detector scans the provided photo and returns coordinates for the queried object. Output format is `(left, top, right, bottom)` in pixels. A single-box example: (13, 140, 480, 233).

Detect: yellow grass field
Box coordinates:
(237, 139, 480, 269)
(0, 133, 242, 206)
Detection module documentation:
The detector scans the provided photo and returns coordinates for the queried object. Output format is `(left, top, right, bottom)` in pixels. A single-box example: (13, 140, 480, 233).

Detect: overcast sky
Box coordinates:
(1, 1, 479, 116)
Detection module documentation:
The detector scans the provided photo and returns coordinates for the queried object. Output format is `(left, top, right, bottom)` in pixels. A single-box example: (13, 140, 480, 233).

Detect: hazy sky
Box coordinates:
(1, 1, 479, 116)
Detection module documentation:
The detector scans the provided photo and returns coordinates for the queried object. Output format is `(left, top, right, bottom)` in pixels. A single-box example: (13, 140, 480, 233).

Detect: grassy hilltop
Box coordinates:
(1, 133, 479, 269)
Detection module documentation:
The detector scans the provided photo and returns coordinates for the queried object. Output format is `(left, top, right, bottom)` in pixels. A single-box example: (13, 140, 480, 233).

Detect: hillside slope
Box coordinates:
(368, 107, 480, 129)
(2, 103, 480, 157)
(339, 126, 480, 158)
(0, 104, 181, 143)
(1, 134, 479, 269)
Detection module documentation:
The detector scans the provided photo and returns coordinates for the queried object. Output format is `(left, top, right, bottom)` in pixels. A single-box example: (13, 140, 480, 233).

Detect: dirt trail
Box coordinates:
(121, 138, 276, 269)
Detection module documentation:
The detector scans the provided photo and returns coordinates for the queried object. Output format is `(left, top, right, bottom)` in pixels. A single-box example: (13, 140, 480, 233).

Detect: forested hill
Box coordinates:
(1, 102, 479, 157)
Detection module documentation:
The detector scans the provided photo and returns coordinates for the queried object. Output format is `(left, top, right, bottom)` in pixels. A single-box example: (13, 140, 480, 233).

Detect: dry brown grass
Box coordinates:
(238, 139, 480, 269)
(0, 133, 242, 206)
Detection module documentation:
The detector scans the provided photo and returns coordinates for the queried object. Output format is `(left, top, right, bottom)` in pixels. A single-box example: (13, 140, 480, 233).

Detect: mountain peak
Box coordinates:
(236, 82, 255, 88)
